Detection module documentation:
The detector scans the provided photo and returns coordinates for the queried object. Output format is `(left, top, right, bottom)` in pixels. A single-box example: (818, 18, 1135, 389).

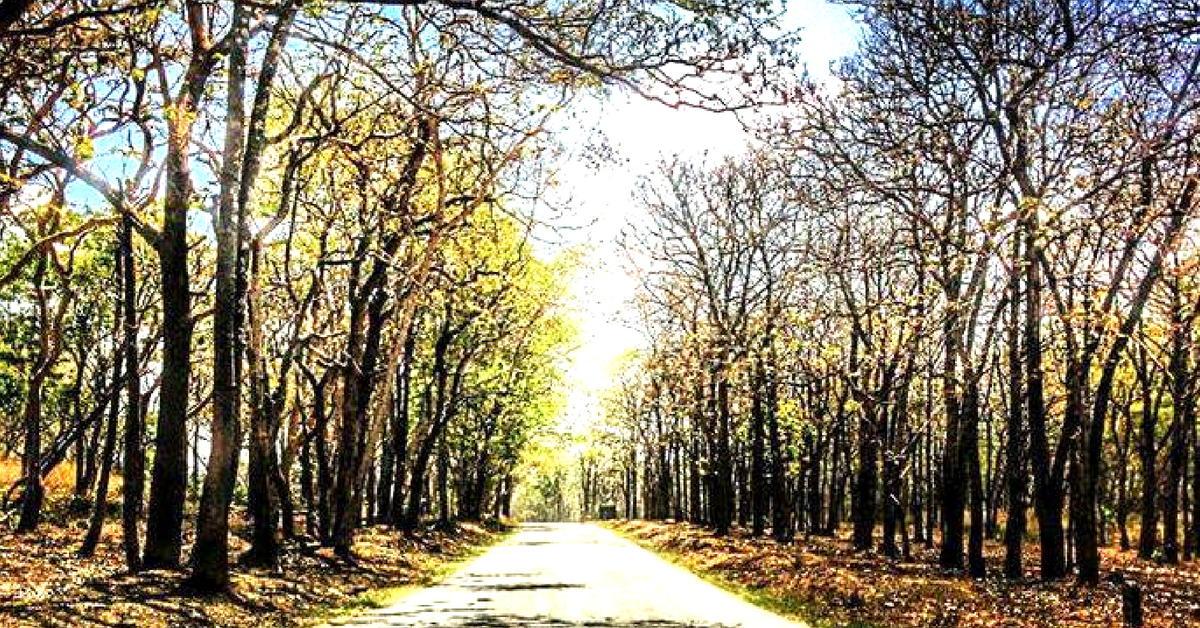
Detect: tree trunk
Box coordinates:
(188, 5, 249, 590)
(80, 354, 121, 557)
(766, 352, 791, 542)
(70, 344, 90, 501)
(388, 324, 417, 525)
(882, 378, 909, 559)
(80, 291, 122, 557)
(314, 372, 333, 542)
(332, 281, 389, 556)
(1004, 239, 1026, 577)
(1136, 343, 1158, 558)
(1163, 319, 1189, 565)
(852, 402, 878, 552)
(712, 367, 734, 536)
(1193, 379, 1200, 566)
(243, 241, 281, 569)
(16, 254, 48, 533)
(436, 440, 451, 526)
(940, 315, 965, 570)
(1026, 206, 1066, 580)
(964, 379, 986, 578)
(142, 78, 201, 575)
(827, 401, 847, 535)
(116, 217, 144, 572)
(402, 322, 455, 532)
(750, 360, 767, 537)
(300, 397, 316, 537)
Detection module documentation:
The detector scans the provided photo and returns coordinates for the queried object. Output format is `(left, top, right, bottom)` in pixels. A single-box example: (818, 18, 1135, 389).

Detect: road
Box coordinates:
(330, 522, 807, 628)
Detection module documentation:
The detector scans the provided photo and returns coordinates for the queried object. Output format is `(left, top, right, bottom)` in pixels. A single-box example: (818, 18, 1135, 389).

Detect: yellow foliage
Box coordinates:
(0, 456, 122, 501)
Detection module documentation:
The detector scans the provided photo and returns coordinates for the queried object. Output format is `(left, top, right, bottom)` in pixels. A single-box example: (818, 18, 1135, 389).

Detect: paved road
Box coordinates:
(331, 522, 807, 628)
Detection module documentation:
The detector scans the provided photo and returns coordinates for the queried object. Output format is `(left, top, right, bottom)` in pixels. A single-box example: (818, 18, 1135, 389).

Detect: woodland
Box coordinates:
(2, 0, 1200, 627)
(591, 0, 1200, 597)
(0, 0, 786, 601)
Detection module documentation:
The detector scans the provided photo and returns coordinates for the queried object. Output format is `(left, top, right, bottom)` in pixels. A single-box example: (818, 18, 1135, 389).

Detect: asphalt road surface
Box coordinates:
(330, 522, 807, 628)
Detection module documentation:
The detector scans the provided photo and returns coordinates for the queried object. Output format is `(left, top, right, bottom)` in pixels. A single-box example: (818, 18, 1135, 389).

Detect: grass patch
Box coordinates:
(417, 527, 510, 585)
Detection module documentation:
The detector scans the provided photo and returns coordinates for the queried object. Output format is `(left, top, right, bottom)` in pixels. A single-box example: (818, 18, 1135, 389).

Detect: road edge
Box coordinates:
(303, 523, 517, 628)
(600, 520, 884, 628)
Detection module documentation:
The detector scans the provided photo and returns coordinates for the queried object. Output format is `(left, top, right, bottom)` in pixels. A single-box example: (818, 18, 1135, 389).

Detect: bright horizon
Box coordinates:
(542, 0, 861, 434)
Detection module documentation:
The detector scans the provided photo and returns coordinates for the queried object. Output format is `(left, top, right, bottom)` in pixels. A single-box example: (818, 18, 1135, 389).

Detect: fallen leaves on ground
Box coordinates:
(0, 516, 499, 628)
(608, 520, 1200, 628)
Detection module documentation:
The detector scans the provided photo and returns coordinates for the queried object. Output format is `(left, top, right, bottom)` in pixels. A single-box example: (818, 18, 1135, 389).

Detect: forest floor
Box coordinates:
(0, 505, 504, 628)
(606, 519, 1200, 628)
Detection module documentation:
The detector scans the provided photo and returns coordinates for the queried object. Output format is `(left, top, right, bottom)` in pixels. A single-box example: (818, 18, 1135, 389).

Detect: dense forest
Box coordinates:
(593, 0, 1200, 587)
(0, 0, 788, 596)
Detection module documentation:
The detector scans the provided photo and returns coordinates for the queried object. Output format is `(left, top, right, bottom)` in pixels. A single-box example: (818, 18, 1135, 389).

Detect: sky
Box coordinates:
(541, 0, 862, 431)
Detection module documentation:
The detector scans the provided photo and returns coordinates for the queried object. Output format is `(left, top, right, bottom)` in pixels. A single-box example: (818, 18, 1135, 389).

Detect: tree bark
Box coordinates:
(750, 358, 767, 537)
(188, 3, 250, 590)
(16, 253, 49, 533)
(117, 216, 144, 572)
(1004, 240, 1026, 577)
(964, 378, 986, 578)
(712, 364, 734, 537)
(389, 328, 416, 525)
(79, 348, 120, 557)
(144, 0, 220, 569)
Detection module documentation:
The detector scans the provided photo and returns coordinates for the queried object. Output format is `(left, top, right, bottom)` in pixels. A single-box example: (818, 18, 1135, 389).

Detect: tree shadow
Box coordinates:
(0, 569, 286, 628)
(456, 582, 586, 592)
(507, 540, 616, 547)
(332, 612, 740, 627)
(514, 524, 560, 533)
(0, 522, 501, 628)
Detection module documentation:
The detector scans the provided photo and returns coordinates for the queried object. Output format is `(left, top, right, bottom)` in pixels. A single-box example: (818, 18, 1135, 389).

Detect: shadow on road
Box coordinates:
(458, 582, 585, 592)
(333, 613, 738, 627)
(515, 524, 559, 533)
(508, 539, 618, 547)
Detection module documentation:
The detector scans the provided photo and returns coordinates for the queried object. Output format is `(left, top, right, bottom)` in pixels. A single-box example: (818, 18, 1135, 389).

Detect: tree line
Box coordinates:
(0, 0, 786, 592)
(597, 0, 1200, 585)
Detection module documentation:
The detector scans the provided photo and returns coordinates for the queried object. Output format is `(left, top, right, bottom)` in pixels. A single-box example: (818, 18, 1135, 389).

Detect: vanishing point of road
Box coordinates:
(330, 522, 808, 628)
